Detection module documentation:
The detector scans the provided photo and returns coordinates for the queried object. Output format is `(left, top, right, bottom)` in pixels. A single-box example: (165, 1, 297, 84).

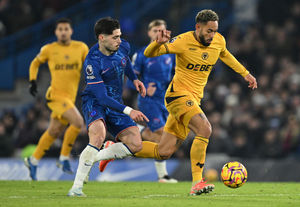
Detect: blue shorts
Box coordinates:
(138, 97, 168, 132)
(82, 97, 136, 138)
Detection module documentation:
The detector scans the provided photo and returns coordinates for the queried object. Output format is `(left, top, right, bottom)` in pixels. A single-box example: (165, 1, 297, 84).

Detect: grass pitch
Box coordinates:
(0, 181, 300, 207)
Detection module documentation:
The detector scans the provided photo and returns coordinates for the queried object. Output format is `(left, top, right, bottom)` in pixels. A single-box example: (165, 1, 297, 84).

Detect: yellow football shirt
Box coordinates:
(144, 31, 249, 102)
(29, 40, 89, 102)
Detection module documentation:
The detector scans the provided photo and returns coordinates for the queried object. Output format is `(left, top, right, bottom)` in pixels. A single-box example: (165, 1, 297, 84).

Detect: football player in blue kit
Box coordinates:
(68, 17, 149, 197)
(129, 20, 177, 183)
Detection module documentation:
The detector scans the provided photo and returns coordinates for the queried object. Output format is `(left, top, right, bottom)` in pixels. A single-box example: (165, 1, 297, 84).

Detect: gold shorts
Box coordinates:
(46, 91, 75, 125)
(164, 90, 203, 140)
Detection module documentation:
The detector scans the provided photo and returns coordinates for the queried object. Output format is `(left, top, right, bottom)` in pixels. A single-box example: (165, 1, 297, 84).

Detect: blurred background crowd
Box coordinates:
(0, 0, 299, 160)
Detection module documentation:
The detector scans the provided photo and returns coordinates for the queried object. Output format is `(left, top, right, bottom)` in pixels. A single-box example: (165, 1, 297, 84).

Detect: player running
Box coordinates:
(24, 18, 89, 180)
(95, 10, 257, 195)
(68, 17, 148, 197)
(109, 19, 177, 183)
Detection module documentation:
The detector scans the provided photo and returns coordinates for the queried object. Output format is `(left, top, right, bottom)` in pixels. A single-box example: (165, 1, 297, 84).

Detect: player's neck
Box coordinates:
(98, 44, 114, 56)
(57, 39, 72, 46)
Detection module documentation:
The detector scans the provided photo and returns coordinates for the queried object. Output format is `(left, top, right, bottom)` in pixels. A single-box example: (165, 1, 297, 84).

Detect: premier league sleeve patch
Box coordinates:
(86, 64, 96, 80)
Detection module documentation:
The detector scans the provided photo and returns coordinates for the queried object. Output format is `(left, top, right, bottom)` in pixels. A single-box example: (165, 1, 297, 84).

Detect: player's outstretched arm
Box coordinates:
(244, 73, 257, 90)
(133, 79, 146, 97)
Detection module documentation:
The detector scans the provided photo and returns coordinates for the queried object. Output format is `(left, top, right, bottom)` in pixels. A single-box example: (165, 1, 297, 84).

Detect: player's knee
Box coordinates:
(73, 115, 84, 129)
(128, 138, 143, 153)
(158, 148, 174, 160)
(195, 121, 212, 138)
(48, 126, 63, 138)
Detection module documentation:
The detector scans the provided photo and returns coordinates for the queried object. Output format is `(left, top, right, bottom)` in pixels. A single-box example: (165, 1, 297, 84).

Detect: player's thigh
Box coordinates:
(117, 126, 142, 153)
(47, 117, 66, 138)
(188, 112, 212, 138)
(62, 106, 84, 128)
(158, 131, 183, 159)
(47, 97, 75, 126)
(88, 119, 106, 148)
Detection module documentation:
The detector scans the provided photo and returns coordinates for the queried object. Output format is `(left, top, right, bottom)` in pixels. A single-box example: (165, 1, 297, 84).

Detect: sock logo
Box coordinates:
(196, 162, 204, 168)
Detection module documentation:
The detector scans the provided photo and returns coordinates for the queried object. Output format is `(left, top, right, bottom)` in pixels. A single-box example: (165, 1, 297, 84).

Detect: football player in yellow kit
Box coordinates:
(24, 18, 89, 180)
(134, 9, 257, 195)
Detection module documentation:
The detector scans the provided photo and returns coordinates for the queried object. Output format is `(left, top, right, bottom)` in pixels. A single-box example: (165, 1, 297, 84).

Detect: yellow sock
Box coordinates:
(134, 141, 162, 160)
(32, 130, 56, 160)
(61, 125, 80, 157)
(190, 136, 209, 184)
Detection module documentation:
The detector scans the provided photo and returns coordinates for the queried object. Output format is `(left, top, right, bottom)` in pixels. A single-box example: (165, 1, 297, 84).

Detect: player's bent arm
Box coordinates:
(144, 41, 168, 57)
(219, 49, 249, 78)
(87, 83, 126, 113)
(29, 57, 42, 81)
(29, 45, 49, 81)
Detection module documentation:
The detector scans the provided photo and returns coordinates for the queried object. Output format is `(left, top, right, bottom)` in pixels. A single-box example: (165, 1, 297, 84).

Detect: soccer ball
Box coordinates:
(220, 161, 247, 188)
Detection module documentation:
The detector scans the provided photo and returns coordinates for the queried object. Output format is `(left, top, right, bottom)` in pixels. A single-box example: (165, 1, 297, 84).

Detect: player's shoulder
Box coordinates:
(169, 31, 192, 43)
(214, 32, 226, 43)
(71, 40, 89, 49)
(119, 39, 131, 55)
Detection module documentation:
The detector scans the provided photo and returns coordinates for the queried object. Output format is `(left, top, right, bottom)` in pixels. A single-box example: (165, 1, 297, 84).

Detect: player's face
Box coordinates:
(102, 29, 122, 53)
(148, 25, 166, 41)
(55, 23, 73, 44)
(196, 21, 218, 46)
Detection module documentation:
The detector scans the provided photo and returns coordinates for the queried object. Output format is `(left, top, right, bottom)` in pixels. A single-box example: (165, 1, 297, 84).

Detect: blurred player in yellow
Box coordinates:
(133, 9, 257, 195)
(24, 18, 89, 180)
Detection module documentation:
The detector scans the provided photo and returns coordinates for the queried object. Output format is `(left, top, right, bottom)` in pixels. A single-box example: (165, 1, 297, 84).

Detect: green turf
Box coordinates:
(0, 181, 300, 207)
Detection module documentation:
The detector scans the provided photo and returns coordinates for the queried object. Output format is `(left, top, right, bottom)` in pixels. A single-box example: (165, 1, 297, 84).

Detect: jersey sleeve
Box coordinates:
(84, 58, 126, 113)
(219, 36, 249, 77)
(144, 35, 185, 57)
(29, 45, 49, 81)
(84, 58, 104, 85)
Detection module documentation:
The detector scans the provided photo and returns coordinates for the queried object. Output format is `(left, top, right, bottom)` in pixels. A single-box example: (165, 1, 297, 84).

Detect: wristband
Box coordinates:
(123, 106, 133, 115)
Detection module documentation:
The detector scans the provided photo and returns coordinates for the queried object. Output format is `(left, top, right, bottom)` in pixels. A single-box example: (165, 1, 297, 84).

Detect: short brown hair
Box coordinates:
(195, 9, 219, 24)
(148, 19, 167, 30)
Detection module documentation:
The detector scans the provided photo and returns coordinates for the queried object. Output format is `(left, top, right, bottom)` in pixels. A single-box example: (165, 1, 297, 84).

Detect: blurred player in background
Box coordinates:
(122, 19, 177, 183)
(94, 9, 257, 195)
(24, 18, 89, 180)
(68, 17, 148, 197)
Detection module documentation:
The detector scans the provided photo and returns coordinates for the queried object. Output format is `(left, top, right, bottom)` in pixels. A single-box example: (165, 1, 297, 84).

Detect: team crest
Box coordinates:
(202, 52, 209, 60)
(64, 55, 70, 60)
(121, 57, 127, 67)
(186, 100, 194, 107)
(86, 65, 93, 75)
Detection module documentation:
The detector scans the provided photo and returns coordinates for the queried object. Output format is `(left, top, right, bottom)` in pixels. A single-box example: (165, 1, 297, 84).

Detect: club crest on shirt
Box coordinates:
(202, 52, 209, 60)
(121, 57, 127, 67)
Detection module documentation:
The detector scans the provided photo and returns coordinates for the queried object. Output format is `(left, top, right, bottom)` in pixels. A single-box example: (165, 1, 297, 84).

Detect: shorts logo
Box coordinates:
(186, 100, 194, 107)
(63, 103, 67, 108)
(202, 52, 209, 60)
(90, 110, 97, 117)
(86, 65, 93, 75)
